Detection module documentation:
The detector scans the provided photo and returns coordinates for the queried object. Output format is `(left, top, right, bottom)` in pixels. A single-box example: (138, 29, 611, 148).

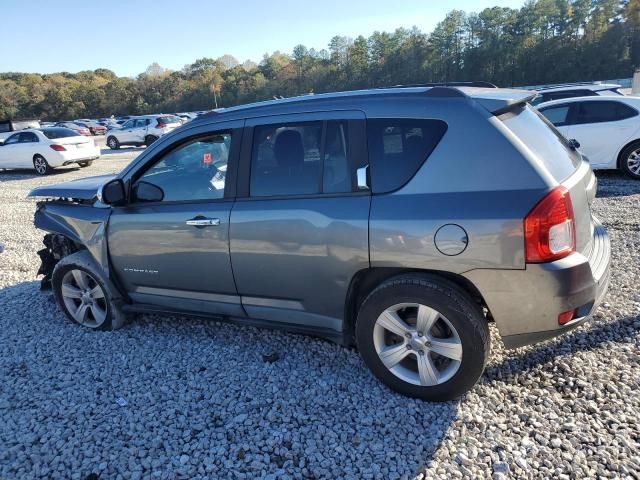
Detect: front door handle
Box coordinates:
(186, 217, 220, 227)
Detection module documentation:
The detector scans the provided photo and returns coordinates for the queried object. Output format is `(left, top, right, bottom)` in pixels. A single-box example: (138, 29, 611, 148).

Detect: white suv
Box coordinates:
(106, 115, 182, 149)
(529, 82, 623, 106)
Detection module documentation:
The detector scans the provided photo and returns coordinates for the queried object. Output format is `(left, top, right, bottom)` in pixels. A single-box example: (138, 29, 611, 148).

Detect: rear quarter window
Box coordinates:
(367, 118, 447, 193)
(500, 106, 580, 181)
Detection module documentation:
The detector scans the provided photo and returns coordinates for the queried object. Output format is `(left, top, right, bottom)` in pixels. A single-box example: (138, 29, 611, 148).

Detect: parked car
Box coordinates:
(55, 122, 91, 136)
(0, 127, 99, 175)
(528, 82, 623, 106)
(0, 119, 41, 141)
(105, 115, 182, 149)
(537, 95, 640, 179)
(74, 120, 107, 136)
(29, 85, 610, 401)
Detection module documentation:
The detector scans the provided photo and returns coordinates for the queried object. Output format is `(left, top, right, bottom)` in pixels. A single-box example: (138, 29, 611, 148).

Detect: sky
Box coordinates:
(0, 0, 525, 77)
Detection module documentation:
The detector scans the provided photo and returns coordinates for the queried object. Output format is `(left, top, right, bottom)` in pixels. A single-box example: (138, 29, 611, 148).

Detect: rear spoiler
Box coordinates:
(426, 86, 536, 115)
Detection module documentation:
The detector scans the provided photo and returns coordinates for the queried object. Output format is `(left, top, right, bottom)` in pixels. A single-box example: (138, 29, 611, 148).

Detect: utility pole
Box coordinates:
(212, 83, 219, 109)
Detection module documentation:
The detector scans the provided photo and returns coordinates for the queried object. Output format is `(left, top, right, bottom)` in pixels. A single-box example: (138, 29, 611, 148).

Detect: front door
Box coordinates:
(229, 112, 370, 333)
(0, 133, 24, 168)
(117, 120, 137, 144)
(108, 122, 244, 316)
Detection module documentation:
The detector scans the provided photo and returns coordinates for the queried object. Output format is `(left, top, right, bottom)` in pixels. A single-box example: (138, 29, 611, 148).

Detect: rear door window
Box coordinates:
(250, 120, 354, 197)
(574, 100, 638, 124)
(366, 119, 448, 193)
(19, 132, 38, 143)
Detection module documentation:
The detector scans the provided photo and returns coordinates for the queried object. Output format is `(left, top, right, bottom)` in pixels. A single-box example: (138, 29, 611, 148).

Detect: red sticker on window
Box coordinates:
(203, 152, 212, 164)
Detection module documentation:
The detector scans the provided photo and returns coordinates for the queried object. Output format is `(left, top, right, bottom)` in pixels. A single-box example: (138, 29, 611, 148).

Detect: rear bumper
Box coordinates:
(464, 217, 611, 349)
(49, 148, 101, 167)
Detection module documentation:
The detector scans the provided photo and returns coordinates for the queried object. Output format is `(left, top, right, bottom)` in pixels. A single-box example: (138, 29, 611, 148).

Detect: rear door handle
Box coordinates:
(186, 217, 220, 227)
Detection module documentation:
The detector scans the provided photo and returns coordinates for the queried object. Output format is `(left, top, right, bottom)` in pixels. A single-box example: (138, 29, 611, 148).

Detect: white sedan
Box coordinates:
(0, 128, 100, 175)
(537, 95, 640, 179)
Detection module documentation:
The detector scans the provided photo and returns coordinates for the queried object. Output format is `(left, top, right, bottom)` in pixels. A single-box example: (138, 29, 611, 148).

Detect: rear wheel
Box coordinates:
(619, 141, 640, 179)
(144, 135, 158, 147)
(106, 136, 120, 150)
(356, 274, 490, 401)
(78, 161, 93, 168)
(33, 155, 51, 175)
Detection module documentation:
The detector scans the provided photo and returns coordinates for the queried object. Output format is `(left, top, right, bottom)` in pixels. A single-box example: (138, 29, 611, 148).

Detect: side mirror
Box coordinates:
(569, 139, 581, 150)
(100, 179, 126, 205)
(132, 181, 164, 203)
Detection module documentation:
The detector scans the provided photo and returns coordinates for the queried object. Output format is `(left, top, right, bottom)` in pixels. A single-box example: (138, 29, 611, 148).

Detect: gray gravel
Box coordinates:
(1, 144, 639, 479)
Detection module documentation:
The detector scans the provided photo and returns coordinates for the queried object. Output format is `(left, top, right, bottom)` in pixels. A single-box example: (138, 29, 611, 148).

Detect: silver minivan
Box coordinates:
(29, 85, 611, 400)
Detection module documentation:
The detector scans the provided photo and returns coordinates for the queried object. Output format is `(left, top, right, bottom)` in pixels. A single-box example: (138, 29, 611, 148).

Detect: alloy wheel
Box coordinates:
(60, 269, 108, 328)
(627, 149, 640, 176)
(33, 157, 48, 175)
(373, 303, 463, 386)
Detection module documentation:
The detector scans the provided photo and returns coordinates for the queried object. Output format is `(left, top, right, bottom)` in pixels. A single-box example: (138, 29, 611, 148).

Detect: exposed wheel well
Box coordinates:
(616, 138, 640, 168)
(343, 267, 491, 344)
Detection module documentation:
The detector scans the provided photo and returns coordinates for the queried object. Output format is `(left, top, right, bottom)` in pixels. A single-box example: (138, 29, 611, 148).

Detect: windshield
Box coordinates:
(499, 105, 581, 181)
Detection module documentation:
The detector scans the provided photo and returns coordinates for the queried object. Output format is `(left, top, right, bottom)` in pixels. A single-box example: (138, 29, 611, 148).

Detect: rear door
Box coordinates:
(132, 118, 150, 143)
(229, 111, 370, 333)
(108, 120, 244, 316)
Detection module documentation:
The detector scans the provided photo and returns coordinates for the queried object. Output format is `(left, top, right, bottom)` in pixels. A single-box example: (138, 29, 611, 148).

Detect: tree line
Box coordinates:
(1, 0, 640, 121)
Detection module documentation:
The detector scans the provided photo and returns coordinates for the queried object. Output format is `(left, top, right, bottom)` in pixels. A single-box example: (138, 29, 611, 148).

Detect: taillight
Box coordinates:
(156, 122, 167, 129)
(524, 186, 575, 263)
(50, 144, 66, 151)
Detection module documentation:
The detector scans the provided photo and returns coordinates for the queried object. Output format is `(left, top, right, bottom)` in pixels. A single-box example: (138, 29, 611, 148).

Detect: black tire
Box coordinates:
(144, 135, 158, 147)
(33, 155, 52, 175)
(618, 140, 640, 179)
(52, 251, 129, 331)
(355, 274, 490, 401)
(106, 136, 120, 150)
(78, 160, 93, 168)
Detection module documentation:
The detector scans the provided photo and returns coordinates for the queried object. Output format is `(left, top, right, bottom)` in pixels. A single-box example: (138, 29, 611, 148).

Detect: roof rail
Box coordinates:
(535, 81, 616, 91)
(386, 81, 498, 89)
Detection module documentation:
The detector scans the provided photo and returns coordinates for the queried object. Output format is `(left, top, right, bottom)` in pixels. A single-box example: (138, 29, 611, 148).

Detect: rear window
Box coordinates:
(499, 105, 580, 181)
(41, 128, 80, 139)
(367, 119, 448, 193)
(158, 116, 181, 124)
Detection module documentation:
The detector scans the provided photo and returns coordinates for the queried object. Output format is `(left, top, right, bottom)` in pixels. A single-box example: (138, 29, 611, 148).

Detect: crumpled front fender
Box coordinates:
(34, 202, 111, 279)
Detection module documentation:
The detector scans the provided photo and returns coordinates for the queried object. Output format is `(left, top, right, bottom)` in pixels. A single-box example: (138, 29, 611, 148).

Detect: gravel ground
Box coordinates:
(0, 142, 639, 479)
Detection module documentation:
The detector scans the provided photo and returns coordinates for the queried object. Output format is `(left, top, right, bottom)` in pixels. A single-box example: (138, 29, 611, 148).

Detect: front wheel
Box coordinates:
(356, 275, 490, 401)
(619, 141, 640, 179)
(33, 155, 51, 175)
(106, 136, 120, 150)
(52, 251, 128, 331)
(144, 135, 158, 147)
(78, 160, 93, 168)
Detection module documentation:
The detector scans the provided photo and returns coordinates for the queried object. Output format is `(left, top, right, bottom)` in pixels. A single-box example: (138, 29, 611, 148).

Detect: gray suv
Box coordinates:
(29, 85, 611, 401)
